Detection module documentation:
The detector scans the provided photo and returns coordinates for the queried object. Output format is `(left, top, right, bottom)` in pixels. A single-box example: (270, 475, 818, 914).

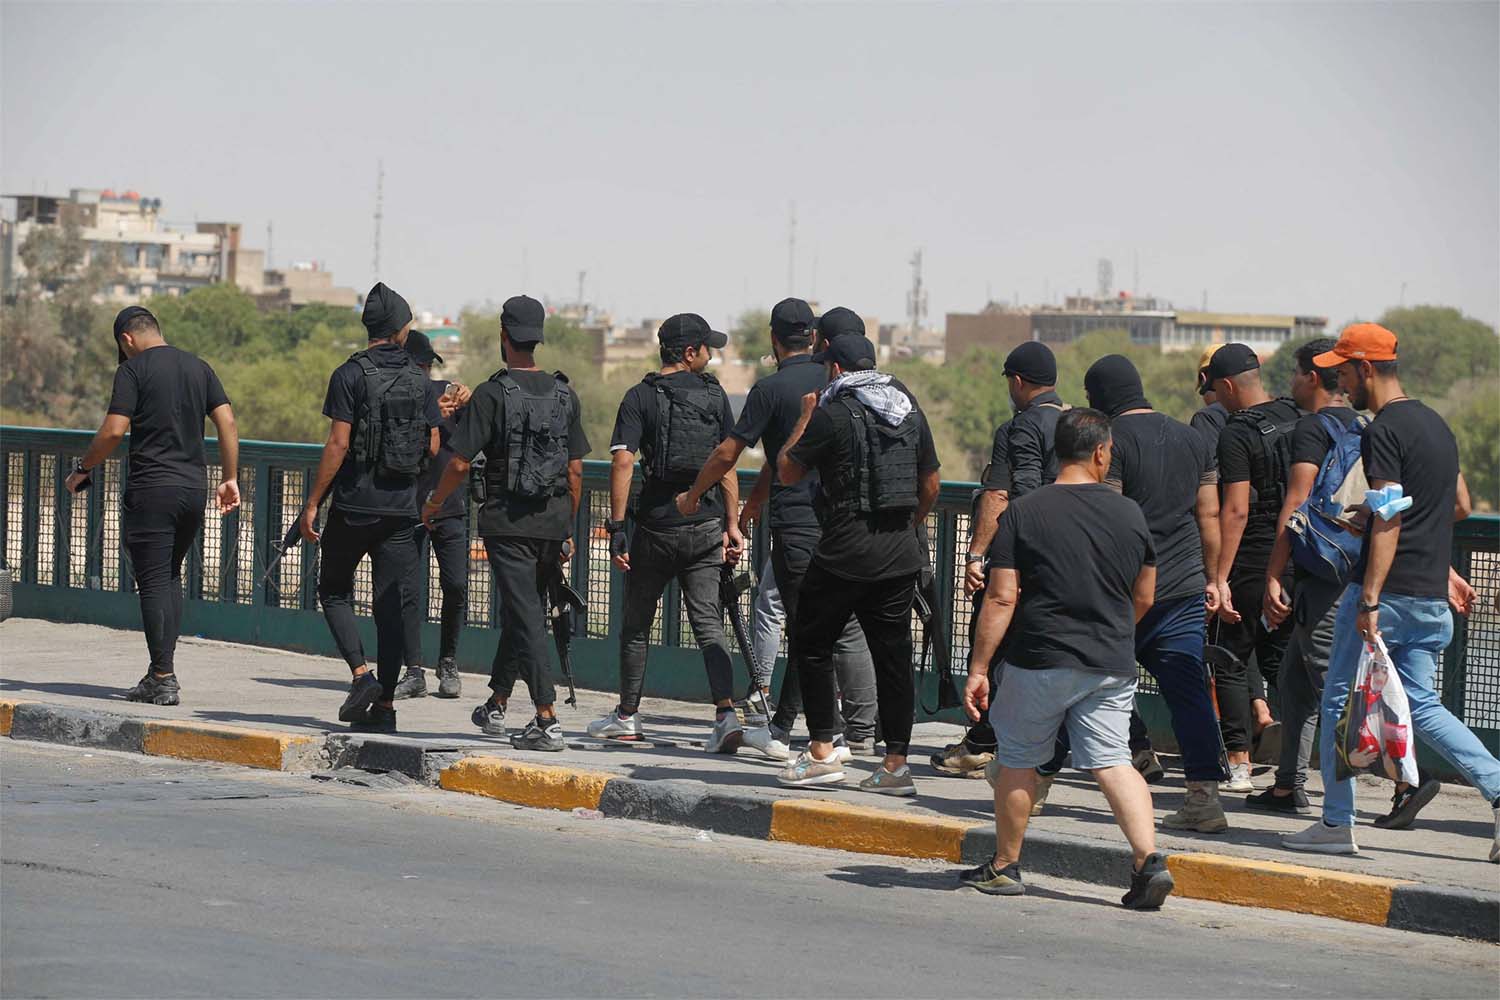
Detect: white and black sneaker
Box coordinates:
(471, 701, 507, 736)
(511, 716, 565, 752)
(338, 671, 382, 723)
(434, 657, 462, 698)
(706, 711, 744, 754)
(125, 671, 180, 706)
(587, 709, 643, 740)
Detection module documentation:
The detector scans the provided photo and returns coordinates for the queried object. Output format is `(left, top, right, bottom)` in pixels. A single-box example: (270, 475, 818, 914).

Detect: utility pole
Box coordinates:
(906, 249, 927, 343)
(1132, 250, 1139, 296)
(266, 221, 273, 271)
(787, 201, 796, 296)
(372, 159, 384, 279)
(577, 270, 587, 315)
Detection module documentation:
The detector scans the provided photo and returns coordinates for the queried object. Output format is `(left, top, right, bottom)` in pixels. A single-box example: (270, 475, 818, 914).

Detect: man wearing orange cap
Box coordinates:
(1282, 324, 1497, 861)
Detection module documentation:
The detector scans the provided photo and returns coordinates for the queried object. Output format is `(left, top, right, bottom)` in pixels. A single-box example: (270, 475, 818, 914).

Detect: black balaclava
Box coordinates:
(361, 282, 413, 340)
(1085, 354, 1151, 417)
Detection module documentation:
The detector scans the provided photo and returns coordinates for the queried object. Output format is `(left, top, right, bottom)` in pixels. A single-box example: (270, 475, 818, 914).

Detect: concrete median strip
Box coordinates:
(1, 695, 1494, 941)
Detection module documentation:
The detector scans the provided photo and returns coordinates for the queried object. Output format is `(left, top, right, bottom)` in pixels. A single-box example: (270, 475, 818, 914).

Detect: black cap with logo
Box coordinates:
(770, 297, 815, 340)
(501, 295, 546, 345)
(1204, 343, 1261, 385)
(657, 313, 728, 349)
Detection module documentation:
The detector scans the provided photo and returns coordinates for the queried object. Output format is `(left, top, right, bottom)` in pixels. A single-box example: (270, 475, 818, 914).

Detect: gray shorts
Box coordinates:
(989, 662, 1137, 771)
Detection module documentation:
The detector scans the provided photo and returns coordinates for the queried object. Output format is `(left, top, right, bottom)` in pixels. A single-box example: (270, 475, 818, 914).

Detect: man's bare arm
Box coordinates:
(914, 468, 940, 523)
(1133, 564, 1157, 623)
(609, 449, 635, 523)
(678, 437, 747, 513)
(299, 420, 351, 542)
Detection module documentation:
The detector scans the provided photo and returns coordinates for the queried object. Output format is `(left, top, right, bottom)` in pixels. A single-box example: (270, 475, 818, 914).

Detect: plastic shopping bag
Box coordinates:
(1335, 635, 1421, 784)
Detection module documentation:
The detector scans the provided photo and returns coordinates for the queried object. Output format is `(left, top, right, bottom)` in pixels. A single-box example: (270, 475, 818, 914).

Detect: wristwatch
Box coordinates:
(965, 553, 985, 565)
(423, 491, 441, 508)
(72, 458, 88, 477)
(603, 518, 625, 534)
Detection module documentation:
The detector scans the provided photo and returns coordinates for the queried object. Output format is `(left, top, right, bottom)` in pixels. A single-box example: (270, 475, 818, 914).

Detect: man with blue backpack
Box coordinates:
(1254, 339, 1364, 815)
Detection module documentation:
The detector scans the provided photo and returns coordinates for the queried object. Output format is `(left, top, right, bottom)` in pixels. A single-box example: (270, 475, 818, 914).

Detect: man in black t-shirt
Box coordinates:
(959, 409, 1173, 908)
(1084, 355, 1231, 833)
(392, 331, 471, 701)
(675, 301, 878, 761)
(588, 314, 746, 751)
(303, 283, 441, 734)
(1253, 339, 1362, 817)
(1190, 343, 1229, 448)
(66, 306, 240, 706)
(1206, 343, 1301, 790)
(426, 295, 590, 752)
(773, 334, 941, 796)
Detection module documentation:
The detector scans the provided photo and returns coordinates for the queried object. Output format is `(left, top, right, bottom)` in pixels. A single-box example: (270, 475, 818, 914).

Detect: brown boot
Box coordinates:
(1161, 781, 1229, 833)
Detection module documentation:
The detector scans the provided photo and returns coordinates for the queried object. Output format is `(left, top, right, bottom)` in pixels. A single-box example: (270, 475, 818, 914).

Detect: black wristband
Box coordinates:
(604, 518, 625, 533)
(1357, 601, 1380, 614)
(72, 458, 87, 476)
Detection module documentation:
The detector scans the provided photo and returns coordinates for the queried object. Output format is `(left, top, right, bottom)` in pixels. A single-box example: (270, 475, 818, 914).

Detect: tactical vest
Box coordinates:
(1227, 398, 1299, 520)
(348, 349, 429, 479)
(826, 391, 921, 516)
(641, 371, 725, 484)
(482, 369, 574, 502)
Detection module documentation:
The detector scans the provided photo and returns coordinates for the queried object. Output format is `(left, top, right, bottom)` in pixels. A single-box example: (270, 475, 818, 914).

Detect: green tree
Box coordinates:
(731, 309, 772, 377)
(1453, 391, 1499, 512)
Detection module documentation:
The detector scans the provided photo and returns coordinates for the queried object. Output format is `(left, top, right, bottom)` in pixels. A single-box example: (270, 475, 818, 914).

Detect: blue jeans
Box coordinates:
(1138, 594, 1228, 783)
(1319, 587, 1500, 827)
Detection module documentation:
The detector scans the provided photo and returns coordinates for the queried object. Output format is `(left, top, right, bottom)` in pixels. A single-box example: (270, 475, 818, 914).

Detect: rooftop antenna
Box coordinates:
(577, 270, 587, 313)
(372, 159, 384, 279)
(1132, 250, 1139, 296)
(906, 249, 927, 341)
(1097, 258, 1114, 299)
(266, 220, 273, 271)
(787, 201, 796, 296)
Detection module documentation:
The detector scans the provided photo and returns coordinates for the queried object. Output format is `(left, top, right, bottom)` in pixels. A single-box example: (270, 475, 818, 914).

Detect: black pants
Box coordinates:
(317, 509, 418, 701)
(123, 486, 205, 674)
(1210, 567, 1292, 752)
(485, 535, 562, 710)
(619, 521, 735, 714)
(962, 590, 1005, 751)
(795, 560, 917, 756)
(403, 514, 469, 665)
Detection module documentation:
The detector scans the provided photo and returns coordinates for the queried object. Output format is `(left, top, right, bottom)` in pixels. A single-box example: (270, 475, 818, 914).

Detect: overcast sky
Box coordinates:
(4, 2, 1496, 331)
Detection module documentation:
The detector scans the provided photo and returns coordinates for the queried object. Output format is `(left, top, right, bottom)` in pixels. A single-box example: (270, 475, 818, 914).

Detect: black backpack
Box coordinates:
(642, 371, 725, 483)
(349, 350, 429, 479)
(831, 393, 921, 515)
(483, 369, 574, 502)
(1227, 399, 1300, 519)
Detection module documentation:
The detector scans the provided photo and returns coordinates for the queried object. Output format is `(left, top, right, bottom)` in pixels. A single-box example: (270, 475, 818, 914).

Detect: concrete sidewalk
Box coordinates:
(4, 617, 1497, 888)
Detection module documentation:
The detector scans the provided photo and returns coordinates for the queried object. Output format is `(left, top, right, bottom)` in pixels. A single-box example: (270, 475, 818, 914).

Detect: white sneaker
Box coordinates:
(743, 725, 793, 761)
(1219, 762, 1254, 794)
(1282, 820, 1359, 855)
(1490, 806, 1499, 863)
(830, 735, 853, 764)
(587, 710, 642, 740)
(777, 750, 847, 788)
(706, 712, 744, 755)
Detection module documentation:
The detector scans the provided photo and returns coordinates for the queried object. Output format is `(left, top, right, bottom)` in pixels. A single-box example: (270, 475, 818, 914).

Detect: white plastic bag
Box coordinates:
(1335, 634, 1420, 785)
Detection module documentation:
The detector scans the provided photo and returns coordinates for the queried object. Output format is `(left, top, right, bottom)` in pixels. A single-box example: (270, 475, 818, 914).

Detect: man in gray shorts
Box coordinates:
(959, 408, 1174, 910)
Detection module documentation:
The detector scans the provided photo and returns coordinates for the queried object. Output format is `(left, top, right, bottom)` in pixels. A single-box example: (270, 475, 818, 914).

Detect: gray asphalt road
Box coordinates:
(2, 742, 1495, 999)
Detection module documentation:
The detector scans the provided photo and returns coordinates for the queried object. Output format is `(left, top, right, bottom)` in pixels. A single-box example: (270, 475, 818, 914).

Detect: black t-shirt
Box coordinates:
(416, 379, 466, 522)
(107, 345, 230, 493)
(730, 354, 828, 531)
(1006, 391, 1065, 498)
(322, 342, 442, 520)
(988, 483, 1155, 676)
(449, 368, 591, 540)
(1107, 411, 1217, 603)
(611, 371, 735, 530)
(980, 418, 1014, 492)
(1356, 400, 1459, 599)
(1290, 405, 1361, 467)
(1217, 397, 1302, 573)
(786, 394, 940, 582)
(1191, 402, 1228, 449)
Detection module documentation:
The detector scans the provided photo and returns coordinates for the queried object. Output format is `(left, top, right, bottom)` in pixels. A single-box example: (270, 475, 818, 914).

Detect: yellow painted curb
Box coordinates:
(439, 756, 612, 812)
(0, 698, 20, 736)
(142, 721, 320, 771)
(770, 799, 970, 861)
(1167, 853, 1404, 925)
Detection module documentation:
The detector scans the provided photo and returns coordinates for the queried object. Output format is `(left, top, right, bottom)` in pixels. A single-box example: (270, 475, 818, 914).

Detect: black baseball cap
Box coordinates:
(770, 297, 815, 340)
(112, 305, 157, 363)
(1204, 343, 1261, 384)
(1003, 341, 1057, 385)
(657, 313, 728, 349)
(405, 329, 443, 366)
(812, 333, 877, 371)
(813, 306, 865, 340)
(501, 294, 546, 345)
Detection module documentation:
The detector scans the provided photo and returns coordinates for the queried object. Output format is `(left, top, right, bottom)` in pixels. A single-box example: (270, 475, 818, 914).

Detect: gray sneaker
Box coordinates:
(587, 710, 643, 740)
(511, 717, 565, 752)
(858, 764, 916, 796)
(777, 751, 846, 788)
(1282, 820, 1359, 855)
(743, 725, 794, 761)
(706, 712, 744, 754)
(434, 657, 462, 698)
(845, 737, 879, 757)
(471, 701, 507, 736)
(393, 666, 427, 700)
(1219, 762, 1254, 793)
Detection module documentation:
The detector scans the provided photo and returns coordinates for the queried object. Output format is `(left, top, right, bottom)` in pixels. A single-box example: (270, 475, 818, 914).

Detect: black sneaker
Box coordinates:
(125, 672, 180, 706)
(434, 657, 462, 698)
(352, 704, 397, 733)
(958, 859, 1025, 896)
(1245, 786, 1311, 815)
(393, 666, 428, 700)
(472, 701, 507, 736)
(510, 716, 565, 752)
(1121, 852, 1174, 911)
(1374, 777, 1442, 830)
(338, 671, 383, 723)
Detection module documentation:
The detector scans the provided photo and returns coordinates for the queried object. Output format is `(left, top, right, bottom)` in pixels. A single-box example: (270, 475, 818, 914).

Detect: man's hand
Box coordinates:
(1448, 567, 1476, 616)
(962, 669, 990, 723)
(217, 480, 241, 515)
(724, 524, 746, 565)
(1263, 576, 1291, 627)
(610, 526, 630, 572)
(1356, 603, 1380, 643)
(299, 505, 321, 544)
(737, 500, 759, 536)
(675, 491, 701, 517)
(963, 557, 986, 595)
(64, 471, 89, 495)
(1204, 581, 1221, 617)
(560, 537, 573, 565)
(1215, 581, 1241, 624)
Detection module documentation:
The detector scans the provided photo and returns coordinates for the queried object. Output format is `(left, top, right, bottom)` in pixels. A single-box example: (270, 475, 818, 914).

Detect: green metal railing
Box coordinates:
(2, 425, 1496, 765)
